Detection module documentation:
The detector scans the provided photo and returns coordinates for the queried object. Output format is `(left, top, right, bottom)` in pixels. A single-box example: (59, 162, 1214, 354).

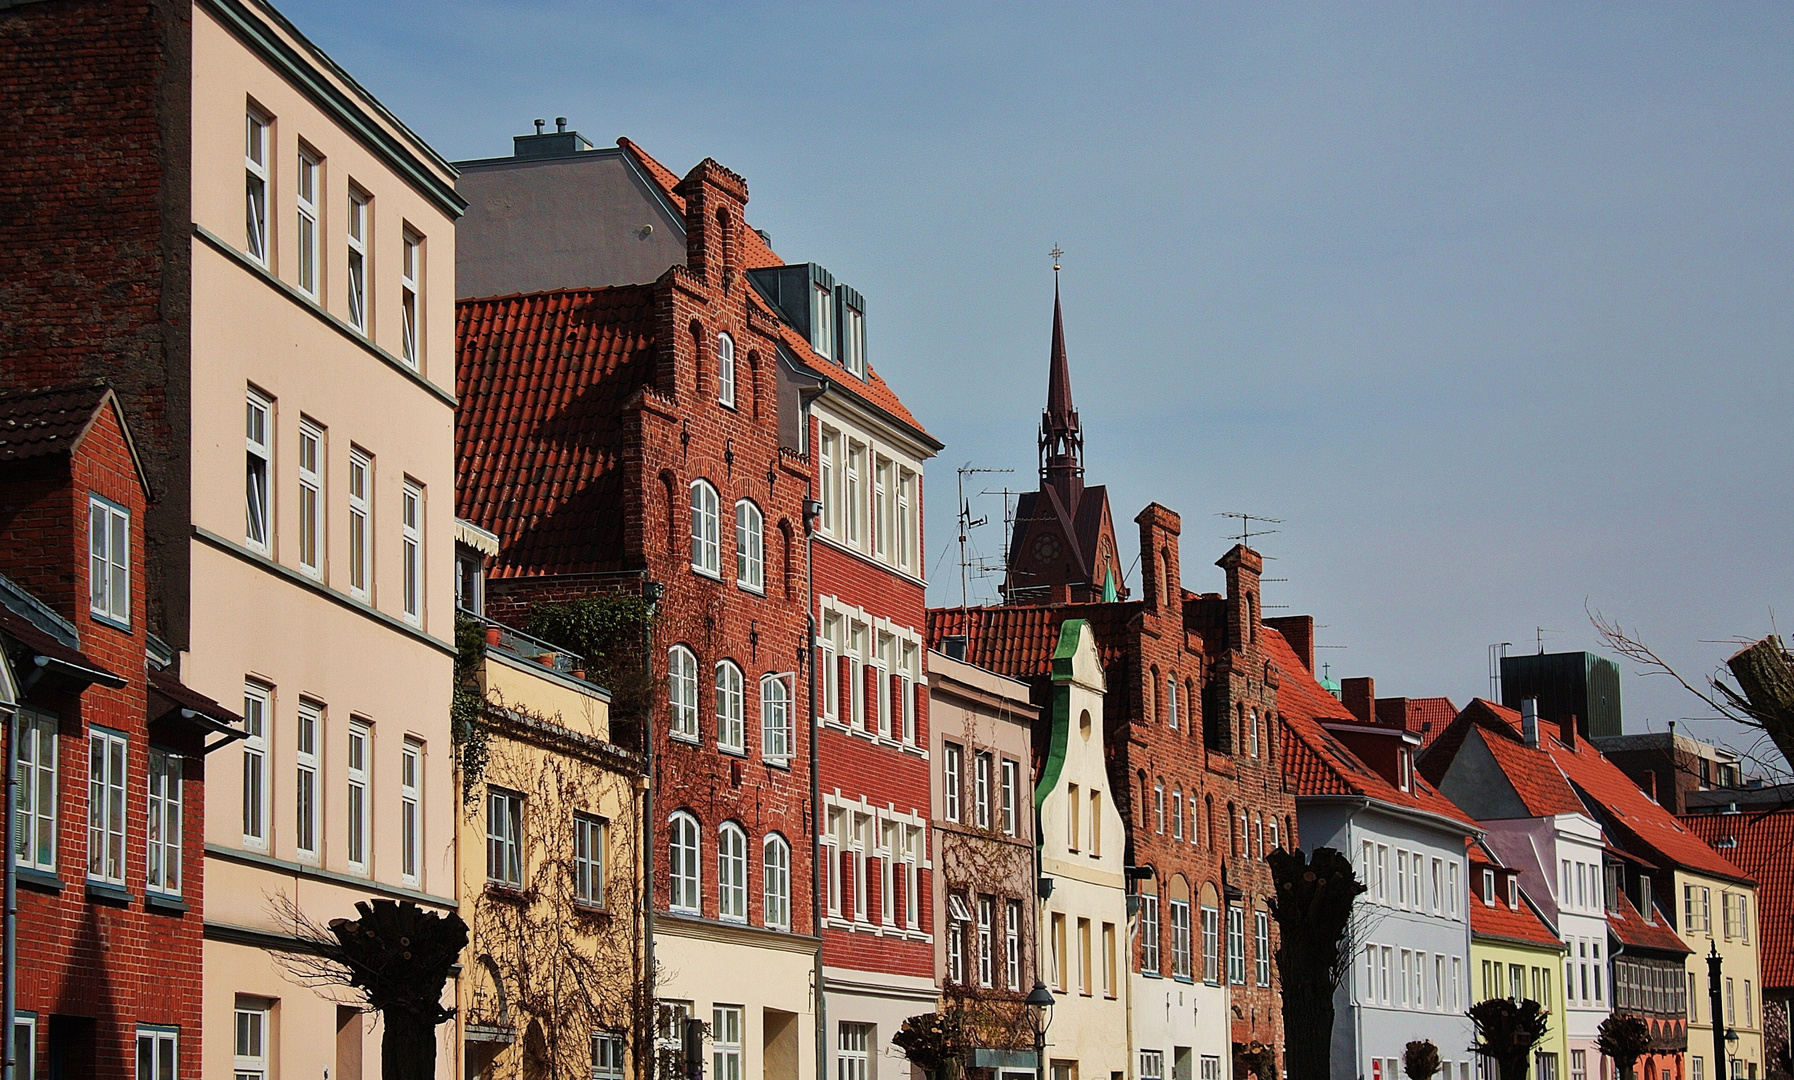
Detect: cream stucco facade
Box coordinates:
(1036, 621, 1131, 1080)
(1677, 870, 1764, 1080)
(185, 4, 463, 1079)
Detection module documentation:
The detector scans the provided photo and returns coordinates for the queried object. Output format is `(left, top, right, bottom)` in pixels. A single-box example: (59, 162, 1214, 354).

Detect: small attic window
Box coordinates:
(839, 289, 866, 378)
(1397, 749, 1412, 793)
(1507, 875, 1519, 911)
(812, 282, 834, 359)
(1482, 869, 1496, 907)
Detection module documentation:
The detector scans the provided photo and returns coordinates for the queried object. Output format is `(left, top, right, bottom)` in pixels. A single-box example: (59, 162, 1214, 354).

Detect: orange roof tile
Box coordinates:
(1679, 809, 1794, 987)
(1472, 723, 1588, 817)
(1606, 888, 1690, 956)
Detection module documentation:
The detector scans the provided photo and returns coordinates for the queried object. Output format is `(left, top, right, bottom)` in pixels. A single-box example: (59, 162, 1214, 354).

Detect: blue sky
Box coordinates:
(290, 1, 1794, 763)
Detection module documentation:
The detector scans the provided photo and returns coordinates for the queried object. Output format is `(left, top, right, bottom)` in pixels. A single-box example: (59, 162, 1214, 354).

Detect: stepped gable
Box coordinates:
(455, 285, 657, 579)
(1680, 808, 1793, 986)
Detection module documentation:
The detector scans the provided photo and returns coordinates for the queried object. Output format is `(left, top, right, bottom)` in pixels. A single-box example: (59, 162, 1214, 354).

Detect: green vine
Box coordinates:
(453, 612, 493, 799)
(523, 594, 657, 750)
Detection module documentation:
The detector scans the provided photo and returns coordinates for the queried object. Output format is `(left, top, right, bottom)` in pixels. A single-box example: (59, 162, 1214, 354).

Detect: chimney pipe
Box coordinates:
(534, 118, 545, 135)
(1521, 698, 1540, 748)
(1559, 712, 1578, 750)
(556, 116, 568, 133)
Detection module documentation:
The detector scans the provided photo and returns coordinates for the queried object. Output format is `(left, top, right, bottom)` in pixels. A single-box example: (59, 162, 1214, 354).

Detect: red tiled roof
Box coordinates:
(1405, 697, 1460, 750)
(1606, 887, 1690, 956)
(0, 380, 109, 462)
(925, 602, 1140, 681)
(1679, 809, 1794, 988)
(1469, 839, 1565, 949)
(1266, 630, 1478, 829)
(614, 136, 933, 443)
(1474, 723, 1588, 817)
(455, 285, 658, 578)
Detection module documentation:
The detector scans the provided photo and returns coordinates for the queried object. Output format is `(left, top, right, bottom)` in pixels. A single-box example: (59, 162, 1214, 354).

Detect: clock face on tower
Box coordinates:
(1032, 533, 1062, 563)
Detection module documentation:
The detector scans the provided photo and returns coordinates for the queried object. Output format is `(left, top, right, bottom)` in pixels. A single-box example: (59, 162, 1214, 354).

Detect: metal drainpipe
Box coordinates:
(807, 486, 827, 1080)
(3, 696, 18, 1080)
(641, 572, 658, 1080)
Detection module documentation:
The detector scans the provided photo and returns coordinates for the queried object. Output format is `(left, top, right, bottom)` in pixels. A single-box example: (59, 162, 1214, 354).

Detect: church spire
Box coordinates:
(1040, 248, 1084, 500)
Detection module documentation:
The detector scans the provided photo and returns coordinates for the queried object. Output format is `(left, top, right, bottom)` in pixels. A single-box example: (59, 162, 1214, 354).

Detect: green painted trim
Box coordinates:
(1034, 619, 1087, 804)
(205, 842, 457, 908)
(193, 224, 458, 408)
(197, 0, 466, 218)
(192, 525, 457, 657)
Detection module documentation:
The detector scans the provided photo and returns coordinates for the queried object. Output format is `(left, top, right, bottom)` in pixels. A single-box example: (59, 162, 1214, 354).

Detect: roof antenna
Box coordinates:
(533, 118, 545, 135)
(1217, 511, 1282, 547)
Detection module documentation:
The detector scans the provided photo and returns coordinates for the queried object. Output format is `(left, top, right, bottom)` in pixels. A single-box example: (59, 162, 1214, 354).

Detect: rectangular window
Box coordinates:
(298, 419, 324, 577)
(146, 749, 182, 896)
(348, 449, 371, 599)
(904, 826, 922, 928)
(874, 632, 894, 735)
(1001, 759, 1019, 836)
(88, 495, 130, 627)
(1103, 922, 1117, 996)
(137, 1028, 177, 1080)
(849, 623, 867, 726)
(1449, 862, 1461, 919)
(1255, 910, 1271, 986)
(1141, 892, 1161, 972)
(1377, 845, 1389, 903)
(978, 895, 995, 986)
(402, 480, 423, 625)
(872, 457, 890, 559)
(245, 111, 269, 263)
(246, 391, 272, 553)
(401, 738, 422, 885)
(14, 708, 58, 873)
(242, 683, 269, 846)
(1745, 979, 1753, 1026)
(296, 700, 320, 860)
(1168, 680, 1179, 730)
(1397, 851, 1409, 907)
(1077, 917, 1092, 995)
(1006, 899, 1023, 991)
(12, 1015, 33, 1080)
(1089, 788, 1101, 855)
(1227, 906, 1247, 985)
(575, 813, 605, 906)
(1171, 899, 1193, 979)
(819, 429, 838, 535)
(1155, 785, 1165, 834)
(943, 742, 962, 822)
(947, 920, 965, 984)
(1727, 977, 1736, 1025)
(840, 296, 865, 377)
(880, 821, 897, 926)
(400, 230, 421, 368)
(1401, 951, 1412, 1008)
(1382, 946, 1393, 1004)
(86, 727, 126, 886)
(897, 469, 915, 572)
(975, 751, 992, 829)
(487, 789, 523, 886)
(1431, 857, 1443, 913)
(1571, 1051, 1587, 1080)
(235, 1004, 268, 1080)
(1452, 956, 1463, 1012)
(347, 720, 370, 871)
(712, 1007, 742, 1080)
(1052, 912, 1067, 991)
(1173, 791, 1184, 841)
(901, 642, 919, 745)
(846, 443, 865, 549)
(1067, 782, 1080, 851)
(819, 612, 839, 723)
(1142, 1051, 1165, 1080)
(591, 1032, 625, 1080)
(1200, 905, 1219, 983)
(297, 148, 319, 298)
(346, 188, 368, 331)
(812, 283, 834, 358)
(836, 1022, 870, 1080)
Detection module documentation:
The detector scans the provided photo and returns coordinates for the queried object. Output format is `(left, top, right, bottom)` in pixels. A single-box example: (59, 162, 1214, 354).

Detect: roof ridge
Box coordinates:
(0, 377, 109, 404)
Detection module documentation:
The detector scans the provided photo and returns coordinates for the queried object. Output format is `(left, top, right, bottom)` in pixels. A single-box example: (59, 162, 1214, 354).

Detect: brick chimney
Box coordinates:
(1135, 503, 1181, 617)
(1559, 713, 1579, 750)
(675, 158, 749, 283)
(1376, 697, 1416, 732)
(1341, 677, 1375, 725)
(1267, 615, 1314, 672)
(1216, 543, 1262, 652)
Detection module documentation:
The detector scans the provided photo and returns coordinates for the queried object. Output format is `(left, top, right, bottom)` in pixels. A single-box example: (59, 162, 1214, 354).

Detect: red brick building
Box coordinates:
(0, 382, 237, 1080)
(928, 286, 1296, 1076)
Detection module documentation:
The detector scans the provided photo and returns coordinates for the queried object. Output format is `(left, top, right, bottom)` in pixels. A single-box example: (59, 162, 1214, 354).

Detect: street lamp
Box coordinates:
(1725, 1028, 1740, 1080)
(1026, 981, 1055, 1080)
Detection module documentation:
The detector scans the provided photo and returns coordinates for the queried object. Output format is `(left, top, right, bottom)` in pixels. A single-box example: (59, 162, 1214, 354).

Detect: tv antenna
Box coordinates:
(1217, 512, 1282, 547)
(957, 465, 1013, 614)
(1535, 627, 1562, 655)
(1488, 642, 1512, 701)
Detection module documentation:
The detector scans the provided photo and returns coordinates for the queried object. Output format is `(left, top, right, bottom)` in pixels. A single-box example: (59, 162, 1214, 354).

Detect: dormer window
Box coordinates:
(1397, 749, 1413, 792)
(1639, 873, 1653, 924)
(839, 288, 866, 378)
(1507, 875, 1519, 911)
(812, 282, 834, 359)
(1483, 869, 1496, 907)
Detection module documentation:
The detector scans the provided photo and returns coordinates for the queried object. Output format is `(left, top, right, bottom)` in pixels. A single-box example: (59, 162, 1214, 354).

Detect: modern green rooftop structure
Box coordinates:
(1499, 650, 1622, 738)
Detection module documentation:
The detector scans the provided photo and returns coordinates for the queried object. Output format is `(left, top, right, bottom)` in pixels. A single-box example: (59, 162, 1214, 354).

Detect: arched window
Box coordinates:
(668, 645, 699, 740)
(761, 675, 791, 762)
(717, 332, 736, 408)
(690, 479, 719, 575)
(668, 811, 701, 913)
(717, 822, 747, 922)
(735, 500, 763, 591)
(715, 661, 744, 753)
(763, 832, 791, 930)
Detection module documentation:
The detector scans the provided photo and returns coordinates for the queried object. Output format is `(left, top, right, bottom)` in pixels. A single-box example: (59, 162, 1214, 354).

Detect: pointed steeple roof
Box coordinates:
(1039, 273, 1084, 499)
(1046, 279, 1074, 430)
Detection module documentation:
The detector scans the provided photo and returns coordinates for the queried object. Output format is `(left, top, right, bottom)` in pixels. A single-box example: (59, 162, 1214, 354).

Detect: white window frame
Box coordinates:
(348, 447, 371, 600)
(820, 612, 840, 723)
(974, 751, 992, 829)
(1001, 758, 1019, 836)
(346, 188, 368, 332)
(574, 812, 605, 907)
(295, 699, 320, 861)
(347, 720, 371, 873)
(88, 494, 130, 628)
(87, 726, 127, 886)
(137, 1026, 177, 1080)
(146, 748, 182, 897)
(1171, 898, 1193, 979)
(669, 811, 701, 914)
(897, 468, 915, 573)
(245, 390, 272, 554)
(717, 332, 736, 407)
(401, 737, 422, 886)
(1255, 909, 1271, 986)
(715, 661, 745, 754)
(717, 822, 748, 923)
(689, 479, 720, 576)
(234, 1004, 268, 1080)
(839, 296, 865, 377)
(296, 147, 319, 299)
(11, 1015, 33, 1080)
(245, 110, 269, 264)
(400, 229, 421, 368)
(978, 895, 995, 986)
(241, 683, 270, 848)
(1006, 898, 1023, 990)
(298, 419, 323, 578)
(1141, 892, 1161, 973)
(760, 674, 791, 763)
(668, 646, 699, 741)
(402, 479, 423, 625)
(763, 832, 791, 930)
(1227, 905, 1247, 985)
(812, 283, 834, 359)
(903, 826, 922, 928)
(487, 787, 523, 886)
(943, 742, 963, 822)
(14, 708, 57, 873)
(734, 499, 763, 591)
(591, 1031, 625, 1080)
(900, 641, 919, 744)
(712, 1006, 743, 1080)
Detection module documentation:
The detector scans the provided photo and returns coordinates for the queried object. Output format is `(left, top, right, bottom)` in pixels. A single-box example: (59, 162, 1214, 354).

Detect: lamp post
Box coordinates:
(1726, 1028, 1740, 1080)
(1026, 980, 1055, 1080)
(1710, 942, 1728, 1080)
